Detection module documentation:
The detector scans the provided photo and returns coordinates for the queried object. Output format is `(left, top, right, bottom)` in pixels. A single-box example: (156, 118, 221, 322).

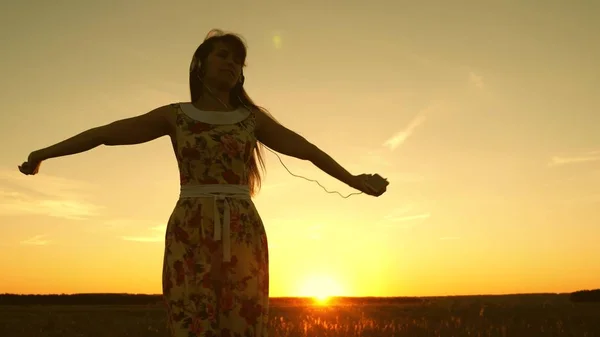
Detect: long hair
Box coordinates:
(189, 30, 268, 197)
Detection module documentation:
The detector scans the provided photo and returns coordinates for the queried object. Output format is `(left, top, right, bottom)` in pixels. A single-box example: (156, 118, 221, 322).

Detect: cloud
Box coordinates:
(119, 224, 165, 243)
(382, 101, 446, 152)
(468, 71, 484, 89)
(0, 168, 95, 198)
(385, 204, 416, 216)
(105, 219, 164, 229)
(382, 205, 430, 228)
(0, 168, 102, 220)
(121, 236, 163, 243)
(20, 235, 51, 246)
(150, 225, 165, 232)
(548, 151, 600, 167)
(383, 114, 427, 151)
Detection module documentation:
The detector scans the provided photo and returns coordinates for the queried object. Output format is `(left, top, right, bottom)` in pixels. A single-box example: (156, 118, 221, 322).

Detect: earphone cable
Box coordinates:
(194, 64, 363, 199)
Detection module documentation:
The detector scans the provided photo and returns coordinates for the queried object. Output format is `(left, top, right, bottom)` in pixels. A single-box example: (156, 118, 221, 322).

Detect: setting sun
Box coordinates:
(298, 274, 344, 305)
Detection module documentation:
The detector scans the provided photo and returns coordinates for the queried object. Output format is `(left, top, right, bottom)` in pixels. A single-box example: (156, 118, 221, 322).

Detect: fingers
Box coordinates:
(19, 164, 29, 175)
(18, 162, 36, 175)
(362, 179, 378, 195)
(358, 173, 389, 196)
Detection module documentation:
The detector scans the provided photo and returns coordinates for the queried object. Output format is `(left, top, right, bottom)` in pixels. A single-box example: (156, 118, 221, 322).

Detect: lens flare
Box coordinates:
(272, 34, 282, 49)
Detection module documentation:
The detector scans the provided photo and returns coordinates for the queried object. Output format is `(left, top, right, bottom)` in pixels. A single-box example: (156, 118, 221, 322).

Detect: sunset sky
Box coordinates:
(0, 1, 598, 298)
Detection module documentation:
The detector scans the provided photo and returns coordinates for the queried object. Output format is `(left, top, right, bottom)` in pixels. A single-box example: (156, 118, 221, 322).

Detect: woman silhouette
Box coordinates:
(18, 29, 388, 336)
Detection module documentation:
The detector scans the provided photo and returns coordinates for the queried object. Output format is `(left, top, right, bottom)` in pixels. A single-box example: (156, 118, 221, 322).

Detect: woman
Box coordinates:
(18, 30, 388, 336)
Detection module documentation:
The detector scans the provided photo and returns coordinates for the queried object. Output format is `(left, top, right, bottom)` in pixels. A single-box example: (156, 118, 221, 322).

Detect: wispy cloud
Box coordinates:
(383, 114, 427, 151)
(0, 169, 96, 198)
(120, 224, 165, 243)
(105, 219, 164, 229)
(468, 71, 484, 89)
(385, 204, 416, 216)
(0, 168, 102, 220)
(382, 101, 446, 152)
(548, 151, 600, 167)
(382, 205, 430, 228)
(121, 236, 163, 243)
(20, 235, 51, 246)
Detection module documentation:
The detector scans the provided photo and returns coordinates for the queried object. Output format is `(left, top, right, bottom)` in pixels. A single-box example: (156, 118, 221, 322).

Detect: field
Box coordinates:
(1, 294, 599, 337)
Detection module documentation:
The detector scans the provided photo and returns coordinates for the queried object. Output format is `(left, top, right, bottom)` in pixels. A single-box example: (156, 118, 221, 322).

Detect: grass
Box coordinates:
(1, 294, 599, 336)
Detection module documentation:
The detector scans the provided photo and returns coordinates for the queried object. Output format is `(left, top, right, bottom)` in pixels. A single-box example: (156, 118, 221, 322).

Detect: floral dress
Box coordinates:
(162, 103, 269, 337)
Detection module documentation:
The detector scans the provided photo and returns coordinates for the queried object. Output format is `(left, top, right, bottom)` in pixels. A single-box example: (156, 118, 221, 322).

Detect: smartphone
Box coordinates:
(364, 174, 389, 193)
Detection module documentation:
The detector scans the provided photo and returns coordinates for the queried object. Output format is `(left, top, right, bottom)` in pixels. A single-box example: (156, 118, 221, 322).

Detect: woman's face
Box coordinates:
(202, 41, 244, 90)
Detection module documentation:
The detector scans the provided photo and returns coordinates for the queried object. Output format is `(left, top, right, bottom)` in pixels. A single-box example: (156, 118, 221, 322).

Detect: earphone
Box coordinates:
(264, 146, 364, 198)
(190, 48, 365, 199)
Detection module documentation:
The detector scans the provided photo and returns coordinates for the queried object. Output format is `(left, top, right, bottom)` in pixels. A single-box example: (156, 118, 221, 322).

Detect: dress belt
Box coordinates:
(179, 184, 251, 262)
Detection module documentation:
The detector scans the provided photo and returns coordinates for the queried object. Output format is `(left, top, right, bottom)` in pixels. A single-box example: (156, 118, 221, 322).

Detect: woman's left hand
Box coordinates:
(351, 174, 389, 197)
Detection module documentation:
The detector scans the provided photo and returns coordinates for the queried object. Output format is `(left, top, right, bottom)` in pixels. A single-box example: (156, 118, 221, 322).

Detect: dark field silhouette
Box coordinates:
(1, 291, 599, 336)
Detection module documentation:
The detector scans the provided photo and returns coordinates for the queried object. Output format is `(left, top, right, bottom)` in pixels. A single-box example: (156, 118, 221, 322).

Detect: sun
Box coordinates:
(313, 294, 330, 306)
(298, 274, 344, 305)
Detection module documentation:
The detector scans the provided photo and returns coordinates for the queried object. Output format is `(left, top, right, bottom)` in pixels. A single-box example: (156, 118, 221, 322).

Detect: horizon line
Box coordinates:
(1, 291, 585, 298)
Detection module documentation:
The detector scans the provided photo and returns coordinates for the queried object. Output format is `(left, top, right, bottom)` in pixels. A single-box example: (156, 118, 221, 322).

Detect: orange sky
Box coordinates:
(0, 1, 599, 297)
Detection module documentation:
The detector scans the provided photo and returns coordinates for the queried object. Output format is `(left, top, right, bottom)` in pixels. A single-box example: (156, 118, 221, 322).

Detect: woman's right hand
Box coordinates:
(351, 174, 389, 197)
(18, 150, 45, 176)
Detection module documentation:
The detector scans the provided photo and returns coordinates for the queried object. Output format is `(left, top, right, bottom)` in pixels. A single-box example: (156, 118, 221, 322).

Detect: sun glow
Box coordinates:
(299, 274, 344, 305)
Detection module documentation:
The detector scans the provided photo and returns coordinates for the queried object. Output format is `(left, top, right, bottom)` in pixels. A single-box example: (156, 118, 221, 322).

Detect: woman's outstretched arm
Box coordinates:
(19, 104, 174, 175)
(39, 105, 173, 159)
(255, 109, 387, 196)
